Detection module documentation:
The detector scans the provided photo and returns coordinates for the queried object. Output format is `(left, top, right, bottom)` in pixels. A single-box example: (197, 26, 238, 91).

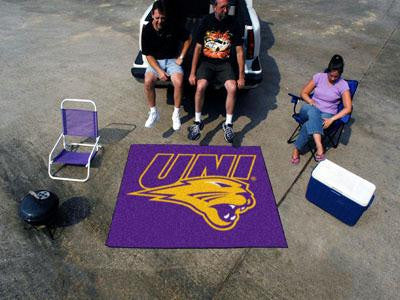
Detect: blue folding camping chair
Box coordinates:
(48, 99, 101, 182)
(287, 80, 359, 158)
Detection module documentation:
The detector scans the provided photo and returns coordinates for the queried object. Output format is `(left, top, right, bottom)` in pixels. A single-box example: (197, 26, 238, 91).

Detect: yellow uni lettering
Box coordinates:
(185, 154, 236, 179)
(139, 153, 195, 189)
(231, 155, 256, 180)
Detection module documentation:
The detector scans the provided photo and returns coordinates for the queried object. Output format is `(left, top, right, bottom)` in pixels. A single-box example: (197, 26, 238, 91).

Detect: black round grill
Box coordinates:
(20, 190, 59, 226)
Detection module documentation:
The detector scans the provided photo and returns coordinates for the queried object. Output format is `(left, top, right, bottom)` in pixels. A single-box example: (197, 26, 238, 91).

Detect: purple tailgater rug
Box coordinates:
(106, 144, 287, 248)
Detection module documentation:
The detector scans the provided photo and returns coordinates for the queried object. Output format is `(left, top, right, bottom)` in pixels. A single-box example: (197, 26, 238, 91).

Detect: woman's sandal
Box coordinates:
(291, 156, 300, 165)
(315, 153, 326, 162)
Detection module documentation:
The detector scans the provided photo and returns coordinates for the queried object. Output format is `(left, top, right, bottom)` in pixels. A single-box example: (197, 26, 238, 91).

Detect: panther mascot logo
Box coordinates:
(129, 176, 256, 231)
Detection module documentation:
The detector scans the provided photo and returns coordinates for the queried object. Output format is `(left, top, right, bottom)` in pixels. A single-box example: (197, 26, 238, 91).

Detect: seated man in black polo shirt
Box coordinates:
(141, 1, 191, 130)
(188, 0, 245, 143)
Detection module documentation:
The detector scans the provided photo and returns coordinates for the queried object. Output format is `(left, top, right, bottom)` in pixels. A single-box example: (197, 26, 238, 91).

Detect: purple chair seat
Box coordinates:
(53, 150, 96, 166)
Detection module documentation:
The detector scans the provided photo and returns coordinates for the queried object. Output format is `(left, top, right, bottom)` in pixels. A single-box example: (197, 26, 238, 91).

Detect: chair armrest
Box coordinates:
(288, 93, 302, 103)
(86, 136, 100, 167)
(288, 93, 303, 115)
(49, 133, 64, 162)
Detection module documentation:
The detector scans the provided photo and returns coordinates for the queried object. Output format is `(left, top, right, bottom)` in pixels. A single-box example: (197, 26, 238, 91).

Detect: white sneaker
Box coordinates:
(172, 112, 181, 131)
(145, 109, 160, 128)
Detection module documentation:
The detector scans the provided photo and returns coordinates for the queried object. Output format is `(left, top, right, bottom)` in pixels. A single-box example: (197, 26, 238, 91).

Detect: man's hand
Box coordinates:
(237, 77, 245, 89)
(176, 57, 183, 66)
(323, 118, 334, 129)
(189, 73, 197, 86)
(158, 70, 169, 81)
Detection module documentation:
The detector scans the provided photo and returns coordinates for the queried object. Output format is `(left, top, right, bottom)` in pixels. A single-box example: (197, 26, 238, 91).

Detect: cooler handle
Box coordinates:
(330, 188, 342, 197)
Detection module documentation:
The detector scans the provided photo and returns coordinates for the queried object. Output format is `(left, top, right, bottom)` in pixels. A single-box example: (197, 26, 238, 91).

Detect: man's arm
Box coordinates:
(146, 55, 169, 81)
(176, 35, 192, 66)
(142, 25, 169, 81)
(236, 45, 245, 89)
(189, 43, 202, 86)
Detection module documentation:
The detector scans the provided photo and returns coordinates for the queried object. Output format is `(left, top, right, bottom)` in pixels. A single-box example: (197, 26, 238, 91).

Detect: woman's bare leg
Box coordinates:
(292, 147, 300, 159)
(313, 133, 324, 155)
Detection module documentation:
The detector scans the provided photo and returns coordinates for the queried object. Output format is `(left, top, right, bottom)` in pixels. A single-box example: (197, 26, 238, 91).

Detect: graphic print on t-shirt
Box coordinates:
(203, 30, 232, 59)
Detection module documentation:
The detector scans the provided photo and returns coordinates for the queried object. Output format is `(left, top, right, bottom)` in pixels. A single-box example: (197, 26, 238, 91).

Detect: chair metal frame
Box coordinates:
(48, 99, 101, 182)
(287, 80, 359, 159)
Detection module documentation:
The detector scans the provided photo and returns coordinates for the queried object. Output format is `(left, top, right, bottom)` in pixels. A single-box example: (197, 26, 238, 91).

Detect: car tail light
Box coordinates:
(246, 28, 255, 59)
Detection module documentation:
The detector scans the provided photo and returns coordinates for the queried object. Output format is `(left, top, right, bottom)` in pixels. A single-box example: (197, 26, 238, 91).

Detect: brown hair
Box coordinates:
(327, 54, 344, 74)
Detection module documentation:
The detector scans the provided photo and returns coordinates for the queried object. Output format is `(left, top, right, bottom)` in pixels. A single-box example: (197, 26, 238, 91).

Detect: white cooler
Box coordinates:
(306, 159, 376, 226)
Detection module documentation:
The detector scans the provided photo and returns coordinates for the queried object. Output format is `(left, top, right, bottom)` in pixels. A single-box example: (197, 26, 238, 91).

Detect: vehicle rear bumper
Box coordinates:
(131, 52, 263, 89)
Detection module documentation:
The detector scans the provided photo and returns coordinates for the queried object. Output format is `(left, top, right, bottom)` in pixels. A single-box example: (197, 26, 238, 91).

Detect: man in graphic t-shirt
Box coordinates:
(188, 0, 245, 143)
(141, 1, 191, 130)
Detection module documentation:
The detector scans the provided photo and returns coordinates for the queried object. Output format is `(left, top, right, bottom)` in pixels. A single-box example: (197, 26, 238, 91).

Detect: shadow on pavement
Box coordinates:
(55, 197, 91, 227)
(98, 123, 137, 145)
(232, 21, 280, 147)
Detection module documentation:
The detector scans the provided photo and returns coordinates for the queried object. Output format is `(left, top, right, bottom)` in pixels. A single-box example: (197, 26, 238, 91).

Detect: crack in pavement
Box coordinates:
(359, 19, 400, 83)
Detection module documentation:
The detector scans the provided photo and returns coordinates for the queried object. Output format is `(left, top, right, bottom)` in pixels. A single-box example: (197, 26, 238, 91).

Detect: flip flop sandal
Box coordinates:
(291, 157, 300, 165)
(315, 153, 326, 162)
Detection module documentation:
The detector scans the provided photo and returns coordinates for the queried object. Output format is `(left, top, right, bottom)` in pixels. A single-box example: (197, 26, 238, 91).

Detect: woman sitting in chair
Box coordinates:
(291, 54, 352, 164)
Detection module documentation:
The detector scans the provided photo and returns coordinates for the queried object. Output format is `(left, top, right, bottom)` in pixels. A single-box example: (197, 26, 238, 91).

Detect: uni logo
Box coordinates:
(129, 153, 257, 231)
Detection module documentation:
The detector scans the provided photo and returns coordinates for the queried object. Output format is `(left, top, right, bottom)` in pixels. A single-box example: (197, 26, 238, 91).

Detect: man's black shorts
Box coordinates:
(197, 61, 236, 88)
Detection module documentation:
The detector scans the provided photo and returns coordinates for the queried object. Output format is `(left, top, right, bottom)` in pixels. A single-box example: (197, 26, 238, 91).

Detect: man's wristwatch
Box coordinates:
(179, 55, 184, 60)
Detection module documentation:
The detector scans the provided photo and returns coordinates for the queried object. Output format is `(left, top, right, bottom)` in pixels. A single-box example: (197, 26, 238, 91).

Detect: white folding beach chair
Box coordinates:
(48, 99, 101, 182)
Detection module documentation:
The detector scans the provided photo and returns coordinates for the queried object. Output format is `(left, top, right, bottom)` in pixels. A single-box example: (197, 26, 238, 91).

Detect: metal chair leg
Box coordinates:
(332, 124, 345, 148)
(46, 226, 56, 240)
(287, 124, 301, 144)
(324, 124, 344, 149)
